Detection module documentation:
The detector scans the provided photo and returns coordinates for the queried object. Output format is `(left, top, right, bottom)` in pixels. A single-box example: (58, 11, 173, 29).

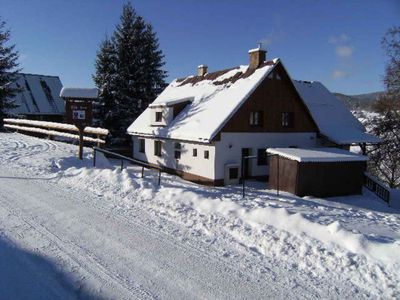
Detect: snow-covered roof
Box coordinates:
(293, 81, 380, 145)
(148, 96, 194, 108)
(60, 88, 98, 99)
(267, 147, 368, 163)
(128, 60, 278, 142)
(7, 73, 64, 116)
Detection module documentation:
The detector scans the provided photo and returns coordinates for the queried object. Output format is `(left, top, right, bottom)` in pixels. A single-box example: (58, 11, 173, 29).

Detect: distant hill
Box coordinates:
(334, 92, 384, 111)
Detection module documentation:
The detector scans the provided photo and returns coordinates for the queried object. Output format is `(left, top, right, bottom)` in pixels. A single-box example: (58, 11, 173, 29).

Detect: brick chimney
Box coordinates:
(197, 65, 208, 77)
(248, 46, 266, 69)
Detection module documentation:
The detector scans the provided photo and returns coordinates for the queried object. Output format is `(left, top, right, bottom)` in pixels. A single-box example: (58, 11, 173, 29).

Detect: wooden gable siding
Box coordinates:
(218, 63, 318, 134)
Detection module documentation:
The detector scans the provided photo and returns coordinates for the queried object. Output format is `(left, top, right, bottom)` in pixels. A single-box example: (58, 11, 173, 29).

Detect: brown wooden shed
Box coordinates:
(267, 148, 368, 198)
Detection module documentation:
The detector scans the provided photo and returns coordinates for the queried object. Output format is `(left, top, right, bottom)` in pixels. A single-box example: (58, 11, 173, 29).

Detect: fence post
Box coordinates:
(121, 159, 124, 171)
(141, 166, 144, 178)
(242, 156, 245, 198)
(158, 169, 161, 186)
(93, 148, 97, 167)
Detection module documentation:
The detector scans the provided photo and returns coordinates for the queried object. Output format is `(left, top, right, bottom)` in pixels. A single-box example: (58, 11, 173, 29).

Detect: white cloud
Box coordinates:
(328, 34, 350, 45)
(336, 46, 354, 58)
(332, 70, 349, 79)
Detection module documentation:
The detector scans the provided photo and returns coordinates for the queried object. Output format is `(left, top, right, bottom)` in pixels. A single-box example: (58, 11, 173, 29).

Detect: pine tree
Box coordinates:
(93, 3, 166, 143)
(93, 36, 117, 129)
(0, 18, 20, 130)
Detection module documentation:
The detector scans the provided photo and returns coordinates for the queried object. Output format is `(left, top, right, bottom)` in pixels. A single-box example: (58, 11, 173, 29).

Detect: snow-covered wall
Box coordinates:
(132, 136, 216, 179)
(215, 132, 317, 180)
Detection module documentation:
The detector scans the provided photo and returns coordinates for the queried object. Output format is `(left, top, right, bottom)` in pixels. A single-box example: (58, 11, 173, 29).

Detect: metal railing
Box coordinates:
(364, 173, 390, 203)
(93, 147, 162, 185)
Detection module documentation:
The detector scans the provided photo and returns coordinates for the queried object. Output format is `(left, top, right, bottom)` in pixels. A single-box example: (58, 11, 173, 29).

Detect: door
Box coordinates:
(241, 148, 252, 179)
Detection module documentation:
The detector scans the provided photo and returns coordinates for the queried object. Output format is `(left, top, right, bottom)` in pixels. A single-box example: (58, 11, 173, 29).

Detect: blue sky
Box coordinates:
(1, 0, 399, 95)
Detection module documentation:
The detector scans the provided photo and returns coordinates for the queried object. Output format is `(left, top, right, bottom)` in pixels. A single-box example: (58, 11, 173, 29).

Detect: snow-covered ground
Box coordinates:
(0, 132, 399, 299)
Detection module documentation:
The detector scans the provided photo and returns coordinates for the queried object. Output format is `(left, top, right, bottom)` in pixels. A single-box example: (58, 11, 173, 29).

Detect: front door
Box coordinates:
(241, 148, 252, 179)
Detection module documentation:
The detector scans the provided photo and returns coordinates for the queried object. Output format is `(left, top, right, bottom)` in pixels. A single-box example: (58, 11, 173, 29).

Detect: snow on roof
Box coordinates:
(60, 87, 98, 99)
(128, 61, 278, 142)
(293, 80, 380, 145)
(8, 73, 64, 115)
(248, 47, 266, 53)
(267, 147, 368, 163)
(148, 96, 194, 108)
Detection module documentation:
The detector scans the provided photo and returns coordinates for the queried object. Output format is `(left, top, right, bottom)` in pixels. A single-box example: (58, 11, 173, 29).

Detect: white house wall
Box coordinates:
(214, 132, 317, 179)
(132, 136, 216, 179)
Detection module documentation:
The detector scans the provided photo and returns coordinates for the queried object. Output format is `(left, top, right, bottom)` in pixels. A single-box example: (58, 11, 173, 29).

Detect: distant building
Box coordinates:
(127, 47, 379, 187)
(7, 73, 65, 122)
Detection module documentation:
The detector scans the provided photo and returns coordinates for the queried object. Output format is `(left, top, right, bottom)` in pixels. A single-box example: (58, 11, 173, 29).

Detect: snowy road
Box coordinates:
(0, 132, 399, 299)
(0, 167, 280, 299)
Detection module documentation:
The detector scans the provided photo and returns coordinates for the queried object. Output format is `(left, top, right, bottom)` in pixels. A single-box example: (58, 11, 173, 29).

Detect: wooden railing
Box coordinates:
(4, 118, 109, 145)
(364, 173, 390, 203)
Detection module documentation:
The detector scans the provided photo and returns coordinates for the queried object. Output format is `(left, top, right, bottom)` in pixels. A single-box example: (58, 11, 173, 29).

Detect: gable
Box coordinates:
(218, 63, 318, 135)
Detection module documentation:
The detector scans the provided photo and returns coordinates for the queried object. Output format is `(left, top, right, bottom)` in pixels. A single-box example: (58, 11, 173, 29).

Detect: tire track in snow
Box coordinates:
(0, 189, 156, 300)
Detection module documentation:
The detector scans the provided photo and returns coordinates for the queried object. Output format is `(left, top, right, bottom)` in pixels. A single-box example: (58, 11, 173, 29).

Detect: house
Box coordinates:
(7, 73, 65, 122)
(127, 47, 378, 186)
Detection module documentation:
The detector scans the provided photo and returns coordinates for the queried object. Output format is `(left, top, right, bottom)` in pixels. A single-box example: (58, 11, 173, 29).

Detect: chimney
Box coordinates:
(248, 45, 266, 69)
(197, 65, 208, 77)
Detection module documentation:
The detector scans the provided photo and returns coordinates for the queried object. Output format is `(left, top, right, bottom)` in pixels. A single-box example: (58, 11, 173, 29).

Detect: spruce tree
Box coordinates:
(93, 36, 117, 129)
(0, 18, 20, 130)
(93, 3, 166, 143)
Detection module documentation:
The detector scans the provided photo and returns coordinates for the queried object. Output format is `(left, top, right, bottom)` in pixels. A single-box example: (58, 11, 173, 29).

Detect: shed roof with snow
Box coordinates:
(267, 147, 368, 163)
(8, 73, 64, 116)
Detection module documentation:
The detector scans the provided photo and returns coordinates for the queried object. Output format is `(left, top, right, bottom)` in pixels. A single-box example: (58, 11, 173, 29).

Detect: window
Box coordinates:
(154, 140, 162, 156)
(139, 139, 145, 153)
(257, 149, 267, 165)
(155, 111, 162, 122)
(174, 142, 181, 159)
(250, 111, 263, 126)
(281, 112, 294, 128)
(204, 150, 209, 159)
(229, 167, 239, 180)
(193, 148, 197, 157)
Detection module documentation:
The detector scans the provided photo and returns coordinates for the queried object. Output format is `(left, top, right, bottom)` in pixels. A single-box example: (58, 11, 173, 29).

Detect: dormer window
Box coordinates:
(155, 111, 162, 122)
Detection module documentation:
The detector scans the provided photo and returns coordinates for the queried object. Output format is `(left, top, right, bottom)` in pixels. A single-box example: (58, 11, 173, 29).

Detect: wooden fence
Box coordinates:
(4, 118, 109, 145)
